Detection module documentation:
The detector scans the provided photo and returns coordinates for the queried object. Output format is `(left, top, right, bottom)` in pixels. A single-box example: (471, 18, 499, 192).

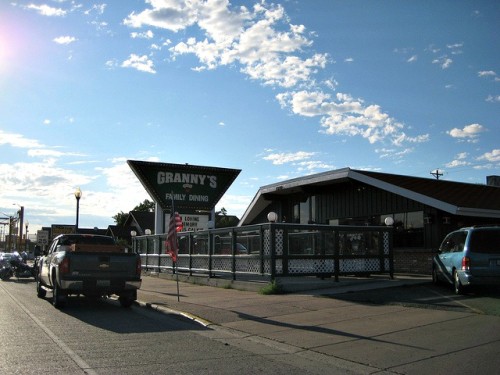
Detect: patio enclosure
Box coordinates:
(133, 223, 393, 282)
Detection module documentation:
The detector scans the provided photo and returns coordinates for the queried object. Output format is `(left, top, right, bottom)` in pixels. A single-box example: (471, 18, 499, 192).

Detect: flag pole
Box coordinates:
(170, 192, 180, 302)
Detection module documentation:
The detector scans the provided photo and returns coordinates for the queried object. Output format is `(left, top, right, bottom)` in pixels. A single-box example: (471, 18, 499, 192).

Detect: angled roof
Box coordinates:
(106, 225, 137, 239)
(239, 168, 500, 225)
(124, 211, 155, 235)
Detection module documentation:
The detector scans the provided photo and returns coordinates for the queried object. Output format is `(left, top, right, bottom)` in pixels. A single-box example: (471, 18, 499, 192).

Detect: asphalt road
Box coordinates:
(325, 282, 500, 316)
(0, 279, 357, 375)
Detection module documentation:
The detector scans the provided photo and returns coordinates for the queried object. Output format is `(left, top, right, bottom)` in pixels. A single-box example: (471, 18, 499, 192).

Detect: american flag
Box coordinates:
(166, 212, 183, 262)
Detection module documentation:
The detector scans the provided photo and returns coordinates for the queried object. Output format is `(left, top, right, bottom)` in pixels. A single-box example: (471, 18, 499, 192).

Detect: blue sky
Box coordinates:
(0, 0, 498, 234)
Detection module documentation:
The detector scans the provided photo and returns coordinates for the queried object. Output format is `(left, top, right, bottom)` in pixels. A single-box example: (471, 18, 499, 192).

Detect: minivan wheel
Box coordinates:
(432, 267, 440, 285)
(453, 269, 465, 295)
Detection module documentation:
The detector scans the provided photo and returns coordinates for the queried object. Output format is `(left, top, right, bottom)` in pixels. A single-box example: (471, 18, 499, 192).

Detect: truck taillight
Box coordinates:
(461, 256, 470, 271)
(59, 258, 70, 275)
(136, 257, 142, 277)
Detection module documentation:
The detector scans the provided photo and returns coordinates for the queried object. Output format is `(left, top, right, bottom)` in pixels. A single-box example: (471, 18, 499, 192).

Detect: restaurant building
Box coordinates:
(238, 168, 500, 273)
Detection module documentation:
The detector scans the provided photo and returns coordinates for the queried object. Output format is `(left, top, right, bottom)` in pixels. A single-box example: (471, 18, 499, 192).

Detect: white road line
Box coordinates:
(425, 286, 483, 314)
(1, 284, 99, 375)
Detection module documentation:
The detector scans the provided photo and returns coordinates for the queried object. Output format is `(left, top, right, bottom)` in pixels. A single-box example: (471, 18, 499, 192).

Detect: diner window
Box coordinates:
(293, 196, 316, 224)
(389, 211, 424, 248)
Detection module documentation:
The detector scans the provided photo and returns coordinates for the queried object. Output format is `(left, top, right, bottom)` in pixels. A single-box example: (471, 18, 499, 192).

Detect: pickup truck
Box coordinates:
(36, 234, 142, 308)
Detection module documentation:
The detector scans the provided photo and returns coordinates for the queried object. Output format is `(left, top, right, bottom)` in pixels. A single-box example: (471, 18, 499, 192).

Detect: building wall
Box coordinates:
(316, 183, 424, 220)
(394, 248, 435, 274)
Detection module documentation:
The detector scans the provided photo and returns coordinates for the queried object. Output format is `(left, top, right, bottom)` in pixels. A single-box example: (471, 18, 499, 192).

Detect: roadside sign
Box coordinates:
(128, 160, 240, 213)
(37, 230, 49, 246)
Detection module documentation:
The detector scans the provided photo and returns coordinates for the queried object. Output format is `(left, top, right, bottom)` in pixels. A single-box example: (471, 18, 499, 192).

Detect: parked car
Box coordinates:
(432, 226, 500, 294)
(218, 242, 248, 255)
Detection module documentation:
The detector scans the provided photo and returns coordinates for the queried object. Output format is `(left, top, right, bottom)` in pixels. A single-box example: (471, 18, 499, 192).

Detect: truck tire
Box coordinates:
(52, 276, 66, 308)
(36, 278, 46, 298)
(118, 292, 137, 308)
(118, 295, 134, 308)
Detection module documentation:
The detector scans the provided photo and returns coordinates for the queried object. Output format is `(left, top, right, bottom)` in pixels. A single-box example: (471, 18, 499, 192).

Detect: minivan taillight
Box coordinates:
(461, 256, 470, 271)
(59, 258, 70, 275)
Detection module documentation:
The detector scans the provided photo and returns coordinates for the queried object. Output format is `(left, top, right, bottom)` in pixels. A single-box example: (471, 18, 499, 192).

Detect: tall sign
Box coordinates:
(127, 160, 241, 213)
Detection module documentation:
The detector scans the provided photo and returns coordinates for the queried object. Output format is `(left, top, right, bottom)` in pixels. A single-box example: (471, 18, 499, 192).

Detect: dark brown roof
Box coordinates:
(355, 170, 500, 211)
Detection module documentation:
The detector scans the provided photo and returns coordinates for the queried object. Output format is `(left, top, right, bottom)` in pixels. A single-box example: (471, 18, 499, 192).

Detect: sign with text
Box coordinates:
(166, 214, 209, 232)
(37, 230, 49, 246)
(128, 160, 240, 213)
(51, 224, 74, 239)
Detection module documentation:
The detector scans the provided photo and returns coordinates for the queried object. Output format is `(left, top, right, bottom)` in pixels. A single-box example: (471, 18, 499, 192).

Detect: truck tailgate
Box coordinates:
(68, 253, 138, 278)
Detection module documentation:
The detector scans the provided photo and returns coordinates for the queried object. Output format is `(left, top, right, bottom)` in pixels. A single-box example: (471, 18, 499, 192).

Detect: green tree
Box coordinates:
(215, 207, 239, 228)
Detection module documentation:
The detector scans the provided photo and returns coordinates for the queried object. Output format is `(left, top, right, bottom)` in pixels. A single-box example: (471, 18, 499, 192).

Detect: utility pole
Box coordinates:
(8, 216, 14, 251)
(17, 206, 24, 251)
(430, 169, 443, 180)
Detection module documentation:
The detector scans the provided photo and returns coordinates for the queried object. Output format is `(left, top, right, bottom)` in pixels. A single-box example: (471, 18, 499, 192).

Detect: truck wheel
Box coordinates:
(36, 278, 46, 298)
(52, 278, 66, 308)
(118, 296, 134, 308)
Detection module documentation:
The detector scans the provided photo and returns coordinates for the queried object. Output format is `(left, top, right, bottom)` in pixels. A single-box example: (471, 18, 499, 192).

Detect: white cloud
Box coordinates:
(0, 130, 44, 149)
(128, 1, 323, 87)
(486, 95, 500, 103)
(407, 55, 417, 63)
(432, 56, 453, 69)
(375, 147, 414, 160)
(296, 160, 335, 172)
(124, 1, 199, 32)
(121, 54, 156, 74)
(131, 30, 154, 39)
(478, 70, 496, 77)
(276, 90, 428, 146)
(84, 4, 106, 16)
(122, 0, 427, 147)
(445, 152, 470, 168)
(26, 4, 67, 17)
(447, 42, 463, 55)
(263, 151, 316, 165)
(53, 36, 77, 45)
(0, 130, 84, 160)
(477, 149, 500, 163)
(447, 123, 485, 141)
(0, 159, 93, 227)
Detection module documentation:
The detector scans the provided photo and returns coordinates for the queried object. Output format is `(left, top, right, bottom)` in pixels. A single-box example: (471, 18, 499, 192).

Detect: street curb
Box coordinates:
(134, 299, 213, 327)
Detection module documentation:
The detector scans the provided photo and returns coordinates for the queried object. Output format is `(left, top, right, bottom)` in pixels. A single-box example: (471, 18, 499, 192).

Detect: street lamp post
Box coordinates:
(25, 221, 29, 252)
(75, 187, 82, 233)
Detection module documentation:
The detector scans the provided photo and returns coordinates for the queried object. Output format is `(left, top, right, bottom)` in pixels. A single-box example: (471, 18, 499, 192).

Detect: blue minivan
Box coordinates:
(432, 226, 500, 294)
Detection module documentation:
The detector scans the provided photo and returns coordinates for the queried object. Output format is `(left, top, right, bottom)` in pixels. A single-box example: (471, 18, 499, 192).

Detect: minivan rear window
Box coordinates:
(469, 230, 500, 254)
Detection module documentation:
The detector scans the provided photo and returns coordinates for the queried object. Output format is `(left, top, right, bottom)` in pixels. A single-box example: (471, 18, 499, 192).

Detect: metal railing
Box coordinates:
(133, 223, 393, 282)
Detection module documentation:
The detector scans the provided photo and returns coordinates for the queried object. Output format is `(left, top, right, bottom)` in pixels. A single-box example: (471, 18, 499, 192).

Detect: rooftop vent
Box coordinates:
(486, 176, 500, 187)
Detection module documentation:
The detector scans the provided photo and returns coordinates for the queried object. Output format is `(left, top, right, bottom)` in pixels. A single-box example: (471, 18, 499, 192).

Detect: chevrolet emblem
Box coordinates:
(99, 263, 110, 269)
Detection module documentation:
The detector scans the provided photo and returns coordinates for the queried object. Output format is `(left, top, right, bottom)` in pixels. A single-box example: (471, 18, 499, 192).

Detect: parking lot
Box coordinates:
(326, 282, 500, 317)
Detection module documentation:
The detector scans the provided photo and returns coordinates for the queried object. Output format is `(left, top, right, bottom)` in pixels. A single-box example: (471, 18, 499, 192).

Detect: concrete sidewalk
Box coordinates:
(136, 274, 500, 374)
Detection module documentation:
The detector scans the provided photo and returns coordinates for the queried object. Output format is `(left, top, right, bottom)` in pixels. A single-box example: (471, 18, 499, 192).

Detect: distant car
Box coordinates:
(432, 226, 500, 294)
(218, 242, 248, 255)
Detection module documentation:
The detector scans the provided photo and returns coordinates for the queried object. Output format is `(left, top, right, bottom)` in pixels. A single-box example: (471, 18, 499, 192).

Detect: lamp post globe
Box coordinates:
(75, 187, 82, 233)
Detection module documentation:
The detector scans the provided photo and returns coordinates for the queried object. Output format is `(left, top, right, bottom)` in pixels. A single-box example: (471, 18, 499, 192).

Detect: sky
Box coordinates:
(0, 0, 499, 236)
